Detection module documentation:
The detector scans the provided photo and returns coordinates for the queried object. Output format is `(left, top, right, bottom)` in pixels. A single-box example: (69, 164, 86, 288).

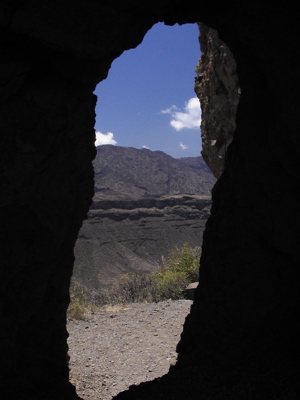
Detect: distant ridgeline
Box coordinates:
(92, 145, 215, 200)
(72, 146, 216, 294)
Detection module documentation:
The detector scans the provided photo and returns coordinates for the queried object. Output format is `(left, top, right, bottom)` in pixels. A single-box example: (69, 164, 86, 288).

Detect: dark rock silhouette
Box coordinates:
(195, 24, 240, 178)
(0, 1, 299, 399)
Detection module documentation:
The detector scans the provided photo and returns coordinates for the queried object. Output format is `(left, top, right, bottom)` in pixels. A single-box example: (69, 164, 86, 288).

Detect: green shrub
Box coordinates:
(94, 243, 201, 306)
(152, 243, 200, 301)
(152, 270, 190, 301)
(159, 243, 200, 281)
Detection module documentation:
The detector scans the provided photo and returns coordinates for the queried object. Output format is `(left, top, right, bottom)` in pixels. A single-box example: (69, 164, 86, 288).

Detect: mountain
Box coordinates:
(72, 146, 216, 294)
(177, 156, 212, 172)
(92, 146, 215, 200)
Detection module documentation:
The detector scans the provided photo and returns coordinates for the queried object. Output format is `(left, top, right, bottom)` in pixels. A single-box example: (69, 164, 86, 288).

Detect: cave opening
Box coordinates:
(67, 22, 207, 399)
(2, 2, 298, 399)
(67, 20, 240, 399)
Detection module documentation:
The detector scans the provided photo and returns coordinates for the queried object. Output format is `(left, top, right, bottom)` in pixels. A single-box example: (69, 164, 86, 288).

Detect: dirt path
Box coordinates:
(67, 300, 192, 400)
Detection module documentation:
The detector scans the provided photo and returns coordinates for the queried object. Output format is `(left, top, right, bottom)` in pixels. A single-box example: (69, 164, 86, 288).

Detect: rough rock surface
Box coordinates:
(1, 1, 300, 399)
(194, 24, 240, 178)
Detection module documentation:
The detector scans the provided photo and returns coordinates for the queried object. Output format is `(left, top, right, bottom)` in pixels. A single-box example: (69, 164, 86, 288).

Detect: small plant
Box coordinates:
(152, 243, 200, 301)
(68, 288, 87, 320)
(94, 273, 158, 306)
(158, 243, 200, 280)
(152, 270, 189, 301)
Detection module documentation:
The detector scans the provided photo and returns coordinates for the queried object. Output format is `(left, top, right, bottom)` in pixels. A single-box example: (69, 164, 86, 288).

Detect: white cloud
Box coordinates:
(179, 142, 188, 150)
(95, 131, 117, 147)
(161, 105, 178, 115)
(142, 145, 149, 149)
(161, 97, 201, 131)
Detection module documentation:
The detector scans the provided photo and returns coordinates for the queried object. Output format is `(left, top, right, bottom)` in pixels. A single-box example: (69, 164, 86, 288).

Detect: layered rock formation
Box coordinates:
(1, 1, 300, 399)
(73, 195, 211, 293)
(74, 147, 214, 293)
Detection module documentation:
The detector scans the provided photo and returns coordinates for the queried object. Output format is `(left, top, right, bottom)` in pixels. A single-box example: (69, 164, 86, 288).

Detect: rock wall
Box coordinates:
(1, 1, 300, 399)
(177, 2, 300, 394)
(195, 24, 240, 178)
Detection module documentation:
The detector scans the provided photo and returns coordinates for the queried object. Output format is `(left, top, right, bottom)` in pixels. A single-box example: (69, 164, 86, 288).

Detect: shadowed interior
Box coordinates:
(0, 1, 299, 398)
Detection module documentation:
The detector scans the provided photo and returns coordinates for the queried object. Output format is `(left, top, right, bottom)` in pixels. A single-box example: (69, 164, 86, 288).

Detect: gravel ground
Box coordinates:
(67, 300, 192, 400)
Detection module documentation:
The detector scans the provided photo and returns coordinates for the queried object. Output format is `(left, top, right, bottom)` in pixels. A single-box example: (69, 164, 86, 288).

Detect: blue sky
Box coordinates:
(94, 22, 202, 159)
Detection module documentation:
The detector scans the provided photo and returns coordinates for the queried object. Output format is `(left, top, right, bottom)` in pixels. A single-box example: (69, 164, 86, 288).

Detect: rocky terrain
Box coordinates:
(67, 300, 192, 400)
(72, 147, 215, 292)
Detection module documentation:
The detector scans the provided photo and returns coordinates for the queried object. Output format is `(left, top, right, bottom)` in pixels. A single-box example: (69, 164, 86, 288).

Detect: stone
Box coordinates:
(184, 282, 199, 300)
(194, 24, 240, 179)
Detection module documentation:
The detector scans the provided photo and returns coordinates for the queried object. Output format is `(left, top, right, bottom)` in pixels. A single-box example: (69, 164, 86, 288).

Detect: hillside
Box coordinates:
(72, 147, 216, 293)
(93, 145, 215, 200)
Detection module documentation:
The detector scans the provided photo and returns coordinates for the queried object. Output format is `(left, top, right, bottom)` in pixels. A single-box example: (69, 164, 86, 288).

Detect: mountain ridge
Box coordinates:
(93, 145, 215, 200)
